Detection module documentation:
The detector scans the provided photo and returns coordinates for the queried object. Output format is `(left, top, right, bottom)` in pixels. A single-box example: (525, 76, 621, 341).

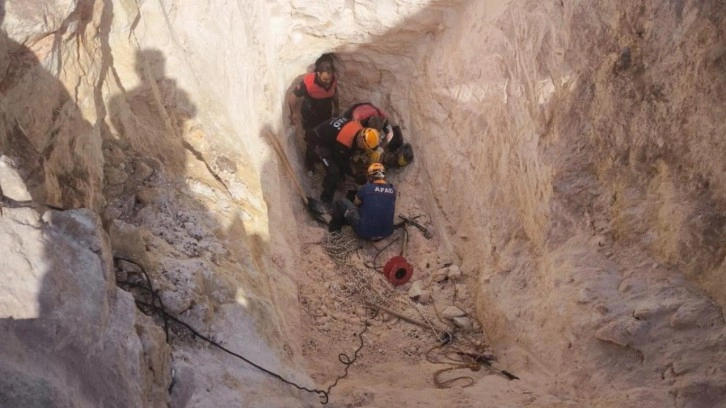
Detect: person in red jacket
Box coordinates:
(288, 54, 339, 134)
(343, 102, 414, 181)
(342, 102, 394, 146)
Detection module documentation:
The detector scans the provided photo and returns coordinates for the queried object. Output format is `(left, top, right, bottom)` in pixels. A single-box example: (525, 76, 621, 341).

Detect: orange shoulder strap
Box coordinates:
(336, 121, 363, 148)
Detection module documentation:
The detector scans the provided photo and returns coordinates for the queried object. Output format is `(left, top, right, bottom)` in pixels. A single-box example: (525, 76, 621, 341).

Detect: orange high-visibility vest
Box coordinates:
(303, 73, 336, 99)
(336, 121, 363, 149)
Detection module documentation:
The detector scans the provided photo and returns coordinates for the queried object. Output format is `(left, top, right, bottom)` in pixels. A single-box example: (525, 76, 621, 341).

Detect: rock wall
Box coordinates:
(1, 0, 724, 407)
(0, 205, 170, 407)
(411, 0, 726, 406)
(1, 1, 170, 406)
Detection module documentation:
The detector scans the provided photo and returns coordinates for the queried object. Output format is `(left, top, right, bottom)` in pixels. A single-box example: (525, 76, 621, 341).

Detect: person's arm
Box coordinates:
(287, 92, 300, 125)
(354, 188, 362, 206)
(332, 89, 340, 117)
(288, 81, 306, 125)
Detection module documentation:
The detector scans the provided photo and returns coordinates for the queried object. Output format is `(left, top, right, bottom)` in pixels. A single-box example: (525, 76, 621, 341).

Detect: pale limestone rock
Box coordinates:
(432, 267, 448, 282)
(133, 159, 155, 181)
(0, 209, 170, 407)
(417, 290, 432, 304)
(407, 280, 432, 304)
(0, 159, 31, 201)
(407, 280, 424, 298)
(595, 317, 647, 347)
(447, 264, 462, 280)
(452, 316, 473, 330)
(0, 208, 45, 319)
(442, 306, 466, 319)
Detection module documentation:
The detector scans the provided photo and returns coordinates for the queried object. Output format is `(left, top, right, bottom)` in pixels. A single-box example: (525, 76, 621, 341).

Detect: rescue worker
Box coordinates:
(342, 102, 393, 144)
(328, 163, 396, 241)
(308, 116, 381, 204)
(288, 53, 339, 134)
(343, 102, 414, 177)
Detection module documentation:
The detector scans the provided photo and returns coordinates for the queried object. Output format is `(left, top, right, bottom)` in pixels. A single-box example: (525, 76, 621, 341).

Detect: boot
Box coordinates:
(328, 211, 344, 232)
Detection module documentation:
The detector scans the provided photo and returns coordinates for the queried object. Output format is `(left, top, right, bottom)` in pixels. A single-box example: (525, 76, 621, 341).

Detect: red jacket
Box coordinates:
(302, 72, 336, 99)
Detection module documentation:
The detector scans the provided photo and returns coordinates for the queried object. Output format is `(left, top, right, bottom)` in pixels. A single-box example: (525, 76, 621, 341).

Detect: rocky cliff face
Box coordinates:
(1, 0, 724, 407)
(0, 206, 171, 407)
(410, 1, 726, 405)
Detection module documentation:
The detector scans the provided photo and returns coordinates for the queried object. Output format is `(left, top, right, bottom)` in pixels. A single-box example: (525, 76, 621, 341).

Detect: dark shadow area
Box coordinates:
(0, 1, 259, 406)
(0, 1, 99, 209)
(107, 49, 193, 178)
(0, 1, 167, 407)
(101, 31, 315, 408)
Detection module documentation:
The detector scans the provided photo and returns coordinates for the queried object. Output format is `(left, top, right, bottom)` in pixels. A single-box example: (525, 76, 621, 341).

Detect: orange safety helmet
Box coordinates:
(367, 162, 386, 179)
(360, 128, 381, 150)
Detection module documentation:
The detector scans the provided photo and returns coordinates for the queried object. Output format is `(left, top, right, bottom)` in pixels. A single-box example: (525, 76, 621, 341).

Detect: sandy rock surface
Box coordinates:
(1, 0, 725, 407)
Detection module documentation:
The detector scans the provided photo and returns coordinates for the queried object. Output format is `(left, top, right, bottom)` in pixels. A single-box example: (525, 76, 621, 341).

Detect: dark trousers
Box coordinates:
(320, 152, 349, 203)
(386, 125, 403, 152)
(329, 198, 360, 232)
(306, 142, 349, 204)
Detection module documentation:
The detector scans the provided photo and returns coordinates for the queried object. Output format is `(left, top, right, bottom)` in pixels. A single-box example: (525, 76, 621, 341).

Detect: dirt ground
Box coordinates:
(290, 164, 563, 408)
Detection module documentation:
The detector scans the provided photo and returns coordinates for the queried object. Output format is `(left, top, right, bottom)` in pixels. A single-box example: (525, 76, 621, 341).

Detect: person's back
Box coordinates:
(329, 163, 396, 240)
(343, 102, 388, 123)
(312, 116, 363, 151)
(355, 179, 396, 240)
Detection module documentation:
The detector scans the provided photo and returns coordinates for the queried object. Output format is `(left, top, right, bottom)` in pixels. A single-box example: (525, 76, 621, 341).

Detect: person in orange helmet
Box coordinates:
(328, 163, 397, 241)
(343, 102, 414, 176)
(307, 116, 381, 204)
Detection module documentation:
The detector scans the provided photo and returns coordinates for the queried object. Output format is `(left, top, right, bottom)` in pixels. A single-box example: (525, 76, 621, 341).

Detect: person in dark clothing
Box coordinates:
(288, 53, 339, 133)
(343, 102, 393, 142)
(343, 102, 413, 175)
(307, 116, 381, 203)
(328, 163, 397, 241)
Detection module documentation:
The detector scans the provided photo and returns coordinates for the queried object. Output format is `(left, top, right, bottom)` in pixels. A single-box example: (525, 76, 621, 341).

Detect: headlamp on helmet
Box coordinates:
(367, 162, 385, 179)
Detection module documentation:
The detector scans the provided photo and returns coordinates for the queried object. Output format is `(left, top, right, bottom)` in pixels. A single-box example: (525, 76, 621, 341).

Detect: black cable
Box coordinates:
(114, 256, 169, 341)
(118, 275, 375, 404)
(322, 309, 377, 396)
(134, 299, 332, 403)
(362, 229, 404, 271)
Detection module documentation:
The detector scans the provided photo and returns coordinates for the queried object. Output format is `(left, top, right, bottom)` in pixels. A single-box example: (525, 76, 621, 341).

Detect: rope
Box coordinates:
(319, 215, 521, 385)
(322, 310, 378, 397)
(322, 229, 400, 308)
(425, 344, 478, 389)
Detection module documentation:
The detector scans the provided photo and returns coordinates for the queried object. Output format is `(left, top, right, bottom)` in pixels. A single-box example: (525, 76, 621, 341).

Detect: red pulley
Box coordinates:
(383, 255, 414, 286)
